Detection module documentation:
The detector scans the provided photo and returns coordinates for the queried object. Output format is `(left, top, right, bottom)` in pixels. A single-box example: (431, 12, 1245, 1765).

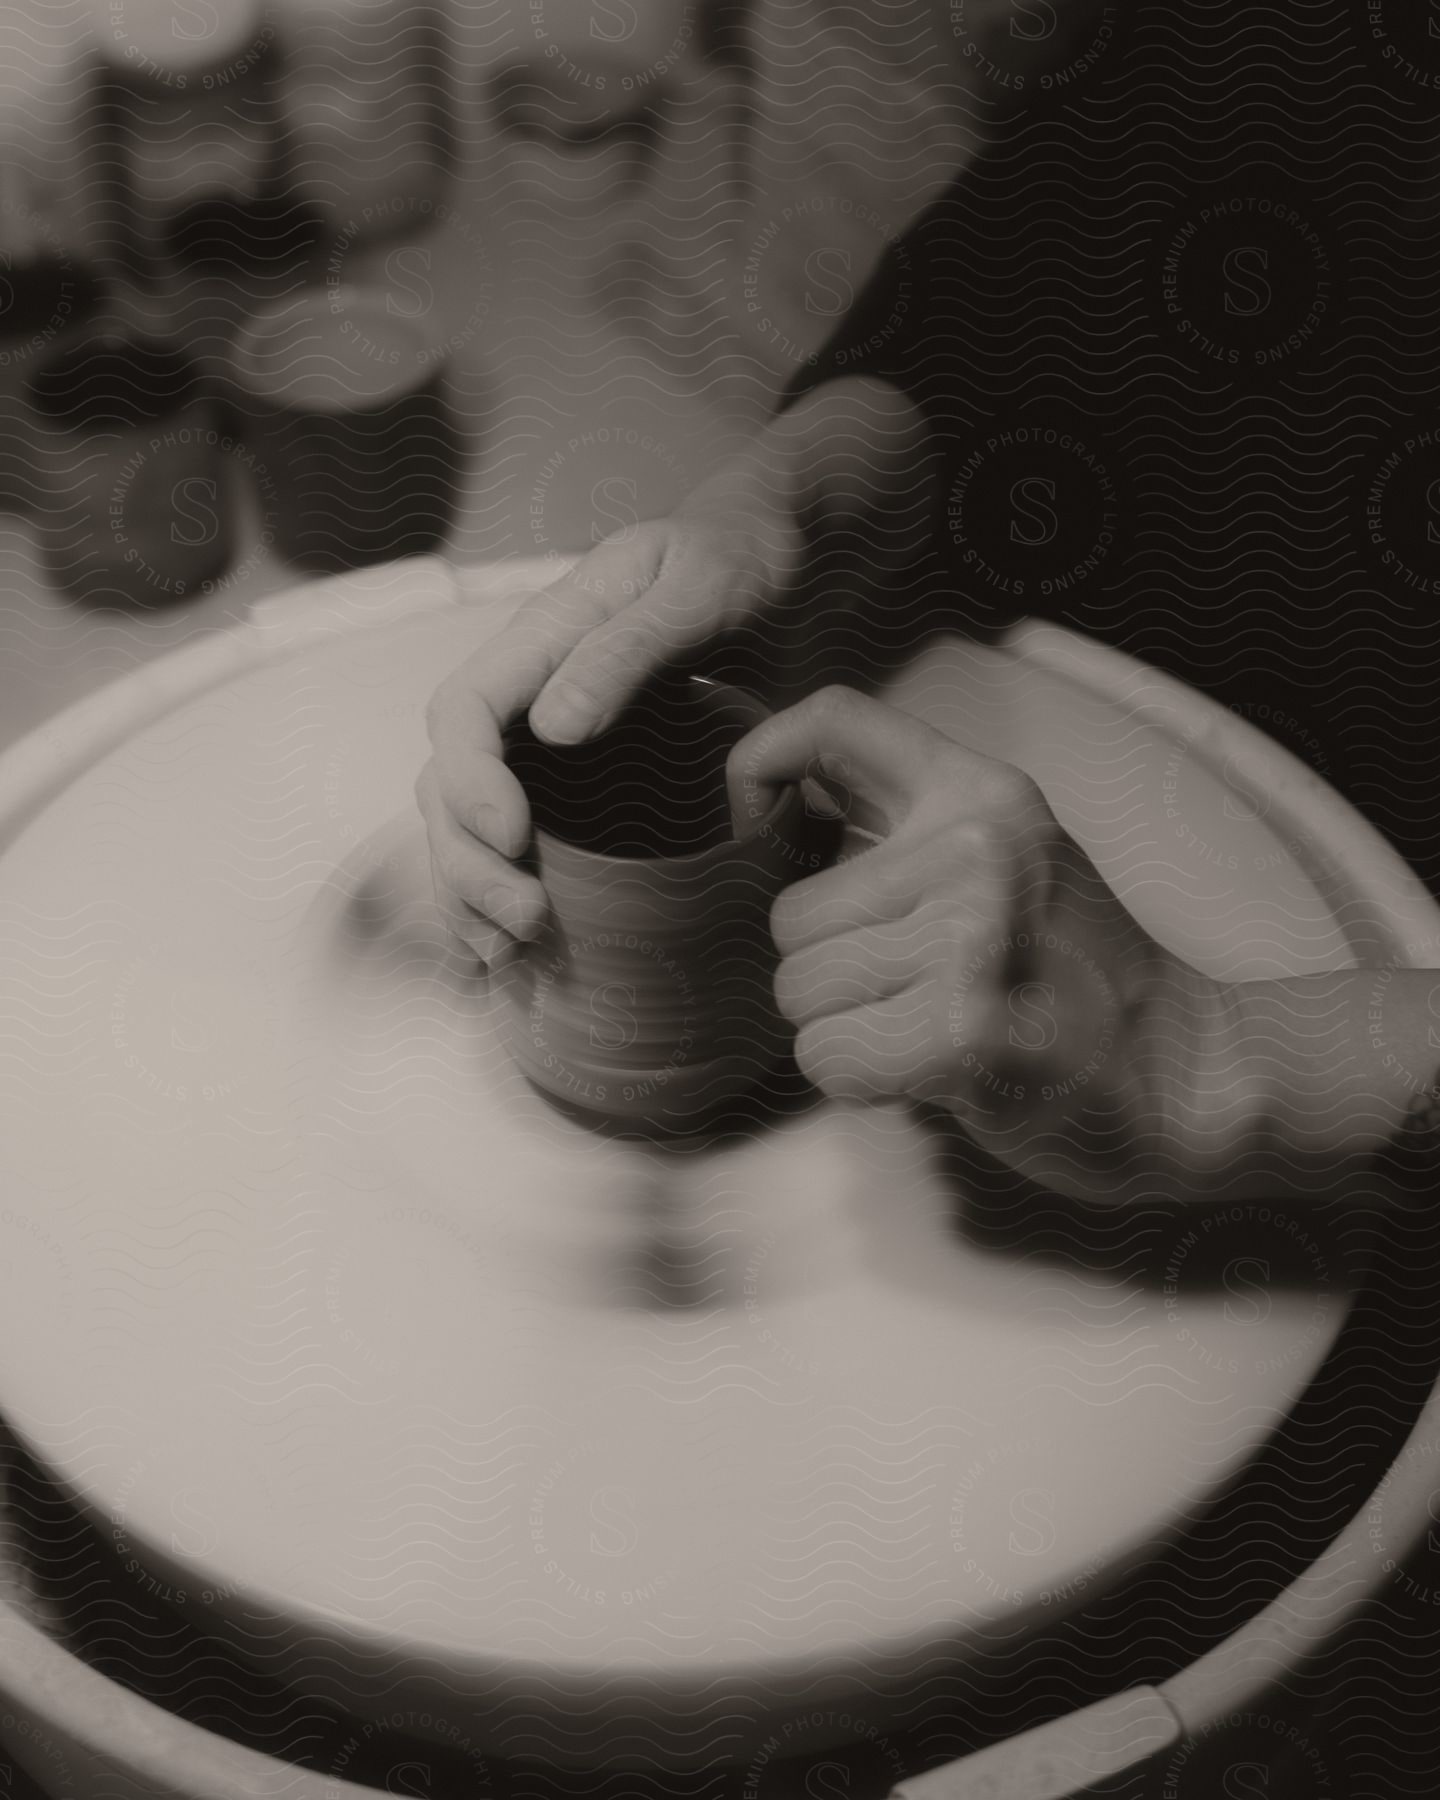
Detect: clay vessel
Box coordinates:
(493, 672, 825, 1130)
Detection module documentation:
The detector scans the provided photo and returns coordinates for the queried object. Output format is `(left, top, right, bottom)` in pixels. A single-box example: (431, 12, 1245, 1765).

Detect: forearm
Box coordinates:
(677, 377, 934, 576)
(1179, 968, 1440, 1198)
(768, 375, 935, 539)
(662, 377, 936, 709)
(997, 959, 1440, 1206)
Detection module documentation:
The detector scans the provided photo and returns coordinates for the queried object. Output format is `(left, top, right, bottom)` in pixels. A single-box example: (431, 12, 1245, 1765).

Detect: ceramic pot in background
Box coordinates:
(23, 332, 234, 602)
(87, 0, 285, 288)
(494, 672, 833, 1132)
(0, 185, 108, 516)
(83, 1, 329, 406)
(229, 284, 465, 573)
(274, 0, 454, 242)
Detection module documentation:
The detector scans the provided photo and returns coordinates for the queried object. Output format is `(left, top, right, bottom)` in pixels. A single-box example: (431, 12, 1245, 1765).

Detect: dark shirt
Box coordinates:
(784, 1, 1440, 891)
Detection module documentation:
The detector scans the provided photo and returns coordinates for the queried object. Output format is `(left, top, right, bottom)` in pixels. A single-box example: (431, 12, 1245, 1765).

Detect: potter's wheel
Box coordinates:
(0, 589, 1378, 1764)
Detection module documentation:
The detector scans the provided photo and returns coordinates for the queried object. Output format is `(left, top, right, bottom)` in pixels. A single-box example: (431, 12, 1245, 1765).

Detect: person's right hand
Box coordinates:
(415, 459, 805, 967)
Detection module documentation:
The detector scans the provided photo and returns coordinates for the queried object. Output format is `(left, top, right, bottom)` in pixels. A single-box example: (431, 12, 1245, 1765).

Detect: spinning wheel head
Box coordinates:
(0, 602, 1361, 1772)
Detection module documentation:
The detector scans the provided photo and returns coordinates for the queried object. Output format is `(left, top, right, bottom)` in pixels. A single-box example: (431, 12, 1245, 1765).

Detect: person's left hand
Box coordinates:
(728, 687, 1246, 1204)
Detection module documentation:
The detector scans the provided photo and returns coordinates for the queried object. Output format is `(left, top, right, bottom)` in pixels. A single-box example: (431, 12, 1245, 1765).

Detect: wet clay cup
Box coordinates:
(492, 671, 829, 1131)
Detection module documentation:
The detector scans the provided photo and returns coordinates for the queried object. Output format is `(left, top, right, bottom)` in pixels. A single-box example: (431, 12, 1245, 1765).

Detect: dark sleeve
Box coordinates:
(775, 208, 938, 421)
(772, 8, 1101, 424)
(1371, 1088, 1440, 1204)
(768, 5, 1440, 893)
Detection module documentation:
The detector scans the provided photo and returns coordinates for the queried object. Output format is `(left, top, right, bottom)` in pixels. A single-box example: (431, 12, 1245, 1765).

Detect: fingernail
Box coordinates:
(511, 908, 543, 942)
(482, 883, 542, 941)
(472, 804, 511, 856)
(531, 681, 601, 745)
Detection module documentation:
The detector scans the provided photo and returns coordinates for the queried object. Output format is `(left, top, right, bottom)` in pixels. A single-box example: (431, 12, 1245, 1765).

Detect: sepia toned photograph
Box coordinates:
(1, 2, 1438, 1795)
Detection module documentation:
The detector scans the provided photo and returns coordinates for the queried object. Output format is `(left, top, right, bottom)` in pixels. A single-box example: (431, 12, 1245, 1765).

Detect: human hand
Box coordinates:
(729, 687, 1244, 1204)
(415, 452, 804, 966)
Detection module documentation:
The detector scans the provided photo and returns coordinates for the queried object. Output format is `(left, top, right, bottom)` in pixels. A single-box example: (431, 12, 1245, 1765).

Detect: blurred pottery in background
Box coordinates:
(478, 0, 702, 223)
(494, 672, 831, 1132)
(229, 283, 465, 573)
(23, 332, 234, 602)
(88, 0, 287, 287)
(275, 0, 454, 240)
(0, 170, 108, 517)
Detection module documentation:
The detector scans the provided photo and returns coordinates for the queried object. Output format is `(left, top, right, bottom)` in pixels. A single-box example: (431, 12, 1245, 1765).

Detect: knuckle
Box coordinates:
(434, 842, 481, 905)
(588, 621, 661, 682)
(859, 856, 917, 919)
(772, 961, 806, 1024)
(939, 817, 1009, 878)
(548, 576, 612, 627)
(986, 762, 1044, 814)
(792, 1017, 832, 1084)
(812, 684, 865, 726)
(776, 940, 846, 1020)
(770, 885, 814, 953)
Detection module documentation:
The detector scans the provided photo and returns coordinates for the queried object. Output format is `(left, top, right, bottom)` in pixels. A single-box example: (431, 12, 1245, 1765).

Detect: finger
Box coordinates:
(431, 878, 521, 969)
(424, 798, 548, 941)
(775, 916, 939, 1026)
(531, 539, 726, 745)
(727, 687, 938, 841)
(417, 752, 532, 868)
(794, 984, 941, 1103)
(423, 561, 636, 830)
(730, 686, 1045, 843)
(526, 533, 671, 744)
(769, 832, 975, 957)
(429, 583, 610, 769)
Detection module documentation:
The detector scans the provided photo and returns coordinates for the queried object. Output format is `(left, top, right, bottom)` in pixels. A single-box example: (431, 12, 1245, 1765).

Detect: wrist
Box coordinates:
(1174, 973, 1425, 1199)
(1128, 968, 1274, 1194)
(947, 951, 1251, 1208)
(674, 440, 805, 598)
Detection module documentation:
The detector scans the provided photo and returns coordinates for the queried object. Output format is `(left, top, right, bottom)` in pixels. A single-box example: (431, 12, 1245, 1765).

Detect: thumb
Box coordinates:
(530, 543, 733, 747)
(726, 687, 948, 842)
